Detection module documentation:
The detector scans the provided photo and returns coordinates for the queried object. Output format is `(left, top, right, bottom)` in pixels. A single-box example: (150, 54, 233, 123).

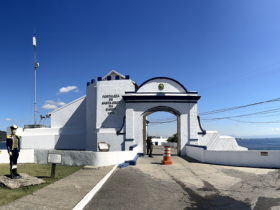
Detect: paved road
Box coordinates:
(85, 146, 280, 210)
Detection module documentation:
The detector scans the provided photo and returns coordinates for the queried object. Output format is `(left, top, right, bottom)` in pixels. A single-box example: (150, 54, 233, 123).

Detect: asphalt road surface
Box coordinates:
(85, 146, 280, 210)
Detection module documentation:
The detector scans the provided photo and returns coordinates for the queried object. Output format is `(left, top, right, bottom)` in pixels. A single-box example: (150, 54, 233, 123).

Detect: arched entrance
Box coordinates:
(142, 106, 181, 155)
(123, 77, 201, 156)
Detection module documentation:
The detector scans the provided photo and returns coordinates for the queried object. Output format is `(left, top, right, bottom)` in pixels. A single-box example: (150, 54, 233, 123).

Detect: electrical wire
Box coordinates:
(199, 97, 280, 116)
(228, 119, 280, 124)
(198, 61, 280, 92)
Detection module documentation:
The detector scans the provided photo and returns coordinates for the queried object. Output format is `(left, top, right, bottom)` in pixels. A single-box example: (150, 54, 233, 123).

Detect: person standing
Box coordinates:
(146, 136, 153, 157)
(6, 125, 21, 179)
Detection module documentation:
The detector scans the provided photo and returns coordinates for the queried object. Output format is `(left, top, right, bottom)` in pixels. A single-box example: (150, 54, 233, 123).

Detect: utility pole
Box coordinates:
(33, 33, 39, 126)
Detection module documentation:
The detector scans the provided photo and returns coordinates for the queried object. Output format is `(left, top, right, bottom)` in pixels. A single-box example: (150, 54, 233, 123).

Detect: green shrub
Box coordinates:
(167, 133, 177, 142)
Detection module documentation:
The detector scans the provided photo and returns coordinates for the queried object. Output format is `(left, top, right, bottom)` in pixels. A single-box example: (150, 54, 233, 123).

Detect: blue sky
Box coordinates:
(1, 0, 280, 137)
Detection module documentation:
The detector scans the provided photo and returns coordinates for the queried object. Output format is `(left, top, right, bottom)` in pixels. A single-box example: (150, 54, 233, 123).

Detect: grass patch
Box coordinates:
(0, 163, 83, 206)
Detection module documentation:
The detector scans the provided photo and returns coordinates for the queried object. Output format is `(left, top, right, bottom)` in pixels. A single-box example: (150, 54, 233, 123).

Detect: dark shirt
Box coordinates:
(146, 139, 153, 146)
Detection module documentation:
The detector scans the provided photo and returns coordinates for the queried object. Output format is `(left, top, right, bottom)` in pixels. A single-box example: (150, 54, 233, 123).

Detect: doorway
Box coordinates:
(142, 106, 181, 156)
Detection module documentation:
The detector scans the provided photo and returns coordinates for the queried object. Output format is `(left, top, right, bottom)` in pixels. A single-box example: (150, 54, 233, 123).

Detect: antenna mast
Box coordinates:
(33, 33, 39, 126)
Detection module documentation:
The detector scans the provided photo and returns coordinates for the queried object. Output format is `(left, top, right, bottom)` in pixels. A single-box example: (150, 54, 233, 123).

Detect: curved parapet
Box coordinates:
(135, 77, 197, 94)
(198, 131, 248, 151)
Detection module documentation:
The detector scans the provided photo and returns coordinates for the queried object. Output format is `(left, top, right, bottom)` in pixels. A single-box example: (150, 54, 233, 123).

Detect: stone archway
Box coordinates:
(141, 106, 181, 156)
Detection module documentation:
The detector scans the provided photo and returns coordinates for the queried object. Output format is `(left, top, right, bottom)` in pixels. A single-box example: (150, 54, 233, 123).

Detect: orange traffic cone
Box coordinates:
(161, 146, 172, 165)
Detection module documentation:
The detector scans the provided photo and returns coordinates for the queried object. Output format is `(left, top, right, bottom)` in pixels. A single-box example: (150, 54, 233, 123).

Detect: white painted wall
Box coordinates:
(51, 96, 86, 128)
(198, 131, 247, 151)
(0, 149, 34, 164)
(186, 146, 204, 162)
(91, 150, 137, 166)
(86, 79, 135, 151)
(152, 137, 167, 145)
(8, 95, 87, 150)
(186, 146, 280, 168)
(162, 142, 177, 148)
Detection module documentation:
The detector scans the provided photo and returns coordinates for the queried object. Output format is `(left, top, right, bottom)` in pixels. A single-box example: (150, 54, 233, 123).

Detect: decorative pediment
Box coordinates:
(102, 70, 125, 81)
(136, 77, 188, 93)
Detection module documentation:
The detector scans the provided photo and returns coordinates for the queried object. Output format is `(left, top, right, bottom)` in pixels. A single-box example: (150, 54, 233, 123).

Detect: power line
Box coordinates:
(201, 107, 280, 121)
(198, 61, 280, 92)
(228, 119, 280, 124)
(200, 67, 280, 93)
(148, 97, 280, 124)
(199, 97, 280, 116)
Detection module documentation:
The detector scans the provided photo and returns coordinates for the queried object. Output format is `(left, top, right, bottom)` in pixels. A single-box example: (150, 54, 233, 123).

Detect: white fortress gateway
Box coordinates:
(4, 70, 251, 167)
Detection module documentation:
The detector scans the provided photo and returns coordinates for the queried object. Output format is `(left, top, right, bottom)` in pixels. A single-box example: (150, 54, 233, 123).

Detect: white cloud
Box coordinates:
(42, 99, 66, 110)
(5, 118, 11, 121)
(57, 86, 78, 94)
(42, 104, 57, 110)
(276, 128, 280, 131)
(271, 128, 275, 130)
(45, 100, 66, 106)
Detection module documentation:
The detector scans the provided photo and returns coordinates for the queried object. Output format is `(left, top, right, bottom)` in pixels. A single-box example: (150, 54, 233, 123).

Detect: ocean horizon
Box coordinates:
(1, 138, 280, 150)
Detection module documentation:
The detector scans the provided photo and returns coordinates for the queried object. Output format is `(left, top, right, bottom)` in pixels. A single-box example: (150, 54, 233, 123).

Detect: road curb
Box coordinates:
(72, 164, 118, 210)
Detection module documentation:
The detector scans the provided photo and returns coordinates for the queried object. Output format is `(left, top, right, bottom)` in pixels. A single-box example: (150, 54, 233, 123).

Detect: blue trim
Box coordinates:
(123, 95, 201, 101)
(137, 153, 144, 157)
(87, 82, 90, 86)
(126, 139, 134, 142)
(129, 144, 138, 151)
(118, 154, 139, 168)
(107, 76, 111, 80)
(91, 79, 95, 84)
(136, 77, 189, 93)
(125, 75, 130, 79)
(116, 76, 120, 80)
(116, 116, 126, 135)
(125, 154, 139, 165)
(118, 162, 129, 168)
(97, 77, 102, 81)
(197, 116, 206, 135)
(186, 144, 207, 150)
(125, 101, 198, 104)
(189, 139, 198, 141)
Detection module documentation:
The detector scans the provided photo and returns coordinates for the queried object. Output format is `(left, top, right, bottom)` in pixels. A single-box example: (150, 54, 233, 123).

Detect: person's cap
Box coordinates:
(10, 125, 18, 129)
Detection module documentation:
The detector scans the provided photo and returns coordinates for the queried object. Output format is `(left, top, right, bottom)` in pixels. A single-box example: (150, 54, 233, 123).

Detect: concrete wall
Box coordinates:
(162, 142, 177, 148)
(34, 149, 138, 166)
(0, 149, 34, 164)
(0, 147, 138, 167)
(186, 145, 280, 168)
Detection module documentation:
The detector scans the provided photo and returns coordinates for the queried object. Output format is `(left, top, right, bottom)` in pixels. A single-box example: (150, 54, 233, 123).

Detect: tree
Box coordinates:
(167, 133, 177, 142)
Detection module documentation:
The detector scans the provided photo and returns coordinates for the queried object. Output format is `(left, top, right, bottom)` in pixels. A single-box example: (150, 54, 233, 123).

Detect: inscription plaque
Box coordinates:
(101, 94, 121, 114)
(98, 142, 111, 152)
(48, 154, 62, 164)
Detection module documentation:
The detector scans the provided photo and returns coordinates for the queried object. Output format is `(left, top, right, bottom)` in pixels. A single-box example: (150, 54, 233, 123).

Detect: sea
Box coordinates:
(1, 138, 280, 150)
